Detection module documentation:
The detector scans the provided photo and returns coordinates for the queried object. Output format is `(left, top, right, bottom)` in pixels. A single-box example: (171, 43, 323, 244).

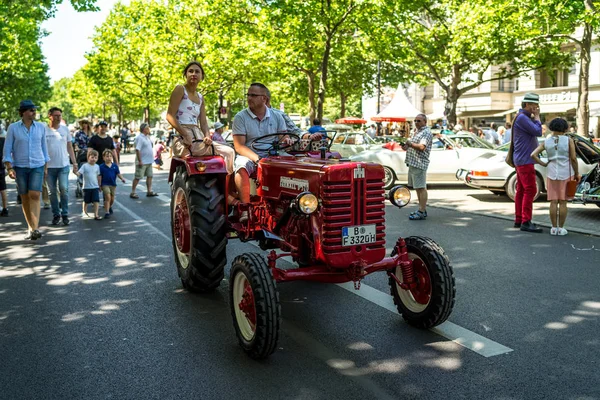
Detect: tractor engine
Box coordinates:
(256, 156, 387, 269)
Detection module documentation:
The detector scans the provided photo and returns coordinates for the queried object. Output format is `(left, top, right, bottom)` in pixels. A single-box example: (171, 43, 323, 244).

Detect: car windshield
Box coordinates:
(451, 134, 494, 149)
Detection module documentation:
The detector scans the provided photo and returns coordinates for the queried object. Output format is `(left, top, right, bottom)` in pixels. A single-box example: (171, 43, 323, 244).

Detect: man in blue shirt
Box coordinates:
(2, 100, 50, 240)
(308, 118, 326, 135)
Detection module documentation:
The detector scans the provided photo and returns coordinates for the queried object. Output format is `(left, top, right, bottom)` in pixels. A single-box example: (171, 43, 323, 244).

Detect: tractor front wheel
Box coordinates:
(389, 236, 455, 329)
(229, 253, 281, 359)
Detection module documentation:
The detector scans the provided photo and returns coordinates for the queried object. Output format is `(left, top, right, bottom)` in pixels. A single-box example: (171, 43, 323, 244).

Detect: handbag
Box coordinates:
(566, 138, 577, 199)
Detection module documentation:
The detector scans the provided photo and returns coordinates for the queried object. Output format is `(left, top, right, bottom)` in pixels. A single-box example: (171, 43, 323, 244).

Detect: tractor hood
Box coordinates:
(257, 155, 384, 200)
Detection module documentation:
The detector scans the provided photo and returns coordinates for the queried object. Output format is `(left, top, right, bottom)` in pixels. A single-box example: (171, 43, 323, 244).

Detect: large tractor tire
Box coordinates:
(506, 173, 544, 202)
(229, 253, 281, 359)
(388, 236, 455, 329)
(171, 166, 227, 292)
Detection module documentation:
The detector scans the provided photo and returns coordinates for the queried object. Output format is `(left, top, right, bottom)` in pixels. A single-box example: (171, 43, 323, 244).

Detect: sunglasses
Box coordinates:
(414, 119, 423, 122)
(246, 93, 264, 97)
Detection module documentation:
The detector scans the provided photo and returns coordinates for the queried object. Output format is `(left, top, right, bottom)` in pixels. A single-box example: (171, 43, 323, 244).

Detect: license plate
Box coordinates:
(342, 224, 377, 247)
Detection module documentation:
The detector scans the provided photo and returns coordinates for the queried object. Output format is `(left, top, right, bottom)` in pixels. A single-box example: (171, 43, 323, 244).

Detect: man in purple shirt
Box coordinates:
(512, 93, 543, 233)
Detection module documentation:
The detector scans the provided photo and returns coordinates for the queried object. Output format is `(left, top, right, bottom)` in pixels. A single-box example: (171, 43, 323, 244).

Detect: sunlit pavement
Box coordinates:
(1, 152, 599, 399)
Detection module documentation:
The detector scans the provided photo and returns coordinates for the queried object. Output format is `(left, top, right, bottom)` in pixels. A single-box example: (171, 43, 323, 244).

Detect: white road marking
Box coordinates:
(337, 282, 514, 357)
(114, 199, 171, 241)
(146, 173, 514, 358)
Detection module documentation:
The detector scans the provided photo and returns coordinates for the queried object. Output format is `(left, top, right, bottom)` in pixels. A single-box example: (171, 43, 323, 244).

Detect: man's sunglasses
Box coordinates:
(246, 93, 264, 97)
(414, 119, 423, 122)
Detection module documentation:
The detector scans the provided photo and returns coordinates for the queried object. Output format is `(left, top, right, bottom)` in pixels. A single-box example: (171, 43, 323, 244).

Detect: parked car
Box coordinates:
(350, 133, 494, 189)
(573, 139, 600, 207)
(457, 134, 599, 201)
(330, 131, 384, 157)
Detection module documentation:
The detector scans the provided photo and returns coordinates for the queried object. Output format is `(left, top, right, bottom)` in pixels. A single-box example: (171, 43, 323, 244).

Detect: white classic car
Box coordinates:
(350, 133, 494, 189)
(456, 134, 599, 201)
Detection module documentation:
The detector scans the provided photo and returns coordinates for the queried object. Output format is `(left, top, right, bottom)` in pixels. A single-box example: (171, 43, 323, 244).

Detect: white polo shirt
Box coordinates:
(45, 124, 72, 168)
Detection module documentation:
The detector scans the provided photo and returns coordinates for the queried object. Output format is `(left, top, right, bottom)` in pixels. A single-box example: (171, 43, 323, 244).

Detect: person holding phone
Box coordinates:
(512, 92, 543, 233)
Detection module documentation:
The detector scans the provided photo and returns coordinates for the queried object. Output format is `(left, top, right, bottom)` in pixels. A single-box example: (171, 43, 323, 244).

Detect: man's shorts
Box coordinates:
(102, 185, 116, 197)
(0, 170, 6, 191)
(83, 188, 100, 204)
(234, 155, 256, 176)
(14, 166, 44, 194)
(134, 164, 153, 179)
(407, 166, 427, 189)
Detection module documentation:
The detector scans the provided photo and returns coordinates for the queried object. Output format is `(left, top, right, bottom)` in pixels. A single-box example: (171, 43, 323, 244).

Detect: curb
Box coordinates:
(428, 203, 600, 238)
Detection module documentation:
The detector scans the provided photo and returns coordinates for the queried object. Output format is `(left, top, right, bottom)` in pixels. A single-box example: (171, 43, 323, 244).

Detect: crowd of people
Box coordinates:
(0, 60, 586, 240)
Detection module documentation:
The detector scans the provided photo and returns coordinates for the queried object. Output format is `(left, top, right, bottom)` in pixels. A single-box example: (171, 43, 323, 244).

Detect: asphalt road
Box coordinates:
(1, 153, 599, 400)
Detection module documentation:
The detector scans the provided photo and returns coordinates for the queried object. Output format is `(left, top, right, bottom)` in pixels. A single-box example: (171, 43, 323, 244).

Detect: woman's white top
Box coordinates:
(545, 135, 571, 180)
(176, 86, 201, 125)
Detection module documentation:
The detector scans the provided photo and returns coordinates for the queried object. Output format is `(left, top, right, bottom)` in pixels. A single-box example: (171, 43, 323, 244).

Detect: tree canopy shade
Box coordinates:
(368, 0, 574, 124)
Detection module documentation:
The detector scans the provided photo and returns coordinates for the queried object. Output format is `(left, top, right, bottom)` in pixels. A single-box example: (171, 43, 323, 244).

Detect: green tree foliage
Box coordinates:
(369, 0, 573, 124)
(0, 1, 97, 121)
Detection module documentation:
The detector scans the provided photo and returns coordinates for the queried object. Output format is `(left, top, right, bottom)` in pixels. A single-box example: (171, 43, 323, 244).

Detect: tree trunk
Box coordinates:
(577, 21, 592, 138)
(443, 64, 462, 125)
(340, 92, 347, 118)
(317, 37, 332, 121)
(306, 71, 317, 121)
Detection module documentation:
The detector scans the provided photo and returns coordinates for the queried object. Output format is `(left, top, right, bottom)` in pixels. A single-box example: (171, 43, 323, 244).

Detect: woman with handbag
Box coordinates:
(531, 118, 580, 236)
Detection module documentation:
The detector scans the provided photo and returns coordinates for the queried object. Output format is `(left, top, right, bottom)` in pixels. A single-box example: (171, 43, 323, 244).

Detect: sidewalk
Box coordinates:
(426, 185, 600, 237)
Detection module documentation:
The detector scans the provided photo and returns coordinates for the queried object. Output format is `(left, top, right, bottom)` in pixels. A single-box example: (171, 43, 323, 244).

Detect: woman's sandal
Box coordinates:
(146, 191, 159, 197)
(409, 210, 427, 220)
(130, 193, 139, 199)
(94, 216, 103, 220)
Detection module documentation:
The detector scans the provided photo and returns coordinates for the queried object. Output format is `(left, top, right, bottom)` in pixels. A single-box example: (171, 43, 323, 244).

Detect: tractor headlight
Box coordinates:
(389, 185, 411, 208)
(295, 192, 319, 214)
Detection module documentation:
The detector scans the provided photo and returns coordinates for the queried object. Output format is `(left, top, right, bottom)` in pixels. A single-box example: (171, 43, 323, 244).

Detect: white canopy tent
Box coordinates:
(371, 84, 424, 122)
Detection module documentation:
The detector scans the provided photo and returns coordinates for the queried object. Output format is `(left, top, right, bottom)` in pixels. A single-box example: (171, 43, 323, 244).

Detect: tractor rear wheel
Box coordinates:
(388, 236, 455, 329)
(171, 166, 227, 292)
(229, 253, 281, 359)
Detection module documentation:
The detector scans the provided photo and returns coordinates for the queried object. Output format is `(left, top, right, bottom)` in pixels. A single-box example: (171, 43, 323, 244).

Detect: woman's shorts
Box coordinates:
(14, 166, 45, 194)
(102, 185, 116, 197)
(83, 188, 100, 204)
(134, 164, 153, 179)
(154, 158, 163, 166)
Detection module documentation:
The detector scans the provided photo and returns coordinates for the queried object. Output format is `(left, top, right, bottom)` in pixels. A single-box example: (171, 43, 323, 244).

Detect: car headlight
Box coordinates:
(295, 192, 318, 214)
(389, 185, 411, 208)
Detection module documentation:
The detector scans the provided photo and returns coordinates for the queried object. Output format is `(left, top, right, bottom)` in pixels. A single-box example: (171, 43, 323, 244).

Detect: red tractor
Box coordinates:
(169, 134, 455, 359)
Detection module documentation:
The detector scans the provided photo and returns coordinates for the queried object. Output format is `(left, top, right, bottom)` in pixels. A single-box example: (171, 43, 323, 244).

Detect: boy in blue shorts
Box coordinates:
(77, 149, 102, 220)
(99, 149, 125, 219)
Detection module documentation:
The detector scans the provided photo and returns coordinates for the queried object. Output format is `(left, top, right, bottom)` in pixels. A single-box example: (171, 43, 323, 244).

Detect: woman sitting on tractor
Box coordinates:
(166, 61, 235, 177)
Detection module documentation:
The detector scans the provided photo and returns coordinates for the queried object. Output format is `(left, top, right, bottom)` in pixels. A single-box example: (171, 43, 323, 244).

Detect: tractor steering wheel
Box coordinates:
(250, 132, 300, 155)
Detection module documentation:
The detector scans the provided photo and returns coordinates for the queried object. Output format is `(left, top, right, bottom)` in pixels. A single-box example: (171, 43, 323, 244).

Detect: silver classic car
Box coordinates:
(350, 133, 494, 189)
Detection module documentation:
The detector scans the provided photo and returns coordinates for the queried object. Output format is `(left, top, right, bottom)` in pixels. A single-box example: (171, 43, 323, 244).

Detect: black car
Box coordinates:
(573, 137, 600, 207)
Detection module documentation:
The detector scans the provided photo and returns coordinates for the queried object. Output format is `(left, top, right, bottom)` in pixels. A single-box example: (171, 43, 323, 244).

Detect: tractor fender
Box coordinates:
(169, 156, 228, 183)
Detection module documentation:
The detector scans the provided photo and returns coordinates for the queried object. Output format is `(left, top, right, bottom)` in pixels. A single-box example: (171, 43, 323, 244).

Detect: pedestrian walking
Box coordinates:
(512, 92, 543, 233)
(402, 113, 433, 220)
(153, 140, 165, 169)
(531, 118, 580, 236)
(112, 135, 121, 164)
(77, 149, 102, 220)
(99, 149, 125, 219)
(130, 123, 158, 198)
(88, 121, 118, 166)
(45, 107, 78, 226)
(2, 100, 50, 240)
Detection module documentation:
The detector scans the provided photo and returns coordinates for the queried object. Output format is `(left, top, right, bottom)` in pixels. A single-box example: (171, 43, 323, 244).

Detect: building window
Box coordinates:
(515, 79, 519, 91)
(498, 79, 505, 91)
(540, 69, 569, 88)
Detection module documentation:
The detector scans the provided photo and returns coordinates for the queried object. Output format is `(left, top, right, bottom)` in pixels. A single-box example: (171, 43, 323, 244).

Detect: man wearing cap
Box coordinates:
(88, 121, 117, 166)
(212, 121, 227, 144)
(45, 107, 78, 226)
(513, 92, 543, 233)
(2, 100, 50, 240)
